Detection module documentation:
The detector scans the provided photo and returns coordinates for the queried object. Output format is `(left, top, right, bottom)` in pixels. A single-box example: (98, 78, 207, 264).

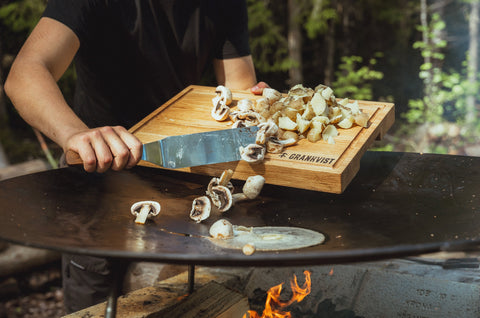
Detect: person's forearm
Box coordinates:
(213, 56, 257, 90)
(5, 60, 87, 150)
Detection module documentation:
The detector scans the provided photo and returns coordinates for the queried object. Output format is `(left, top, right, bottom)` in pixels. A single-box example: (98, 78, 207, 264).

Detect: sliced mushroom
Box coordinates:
(206, 170, 234, 197)
(239, 144, 266, 163)
(215, 85, 233, 106)
(231, 110, 265, 126)
(237, 99, 254, 112)
(265, 137, 283, 153)
(130, 201, 161, 224)
(190, 196, 211, 223)
(211, 95, 230, 121)
(209, 219, 234, 239)
(209, 185, 233, 212)
(231, 120, 246, 128)
(256, 120, 279, 145)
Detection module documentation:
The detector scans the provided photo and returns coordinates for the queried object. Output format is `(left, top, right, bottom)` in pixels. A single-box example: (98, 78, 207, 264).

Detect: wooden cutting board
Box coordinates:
(129, 85, 394, 193)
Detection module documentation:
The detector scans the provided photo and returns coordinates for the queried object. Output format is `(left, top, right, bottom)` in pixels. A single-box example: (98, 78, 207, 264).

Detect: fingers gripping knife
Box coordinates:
(65, 126, 259, 168)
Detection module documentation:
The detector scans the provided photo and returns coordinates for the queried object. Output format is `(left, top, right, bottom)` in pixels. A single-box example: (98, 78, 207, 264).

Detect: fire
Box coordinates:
(243, 270, 312, 318)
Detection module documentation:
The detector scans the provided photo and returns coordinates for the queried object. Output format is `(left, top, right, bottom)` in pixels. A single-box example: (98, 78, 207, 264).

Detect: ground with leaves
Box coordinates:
(0, 262, 65, 318)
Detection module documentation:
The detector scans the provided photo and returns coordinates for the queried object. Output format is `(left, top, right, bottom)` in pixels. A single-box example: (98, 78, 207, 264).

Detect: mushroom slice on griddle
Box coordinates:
(189, 196, 211, 223)
(209, 185, 233, 212)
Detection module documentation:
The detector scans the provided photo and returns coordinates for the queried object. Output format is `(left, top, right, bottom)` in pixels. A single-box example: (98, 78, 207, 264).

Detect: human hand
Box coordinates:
(64, 126, 142, 173)
(250, 81, 270, 95)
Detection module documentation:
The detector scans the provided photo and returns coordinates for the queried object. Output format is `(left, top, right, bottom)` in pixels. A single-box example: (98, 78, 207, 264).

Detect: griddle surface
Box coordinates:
(0, 151, 478, 266)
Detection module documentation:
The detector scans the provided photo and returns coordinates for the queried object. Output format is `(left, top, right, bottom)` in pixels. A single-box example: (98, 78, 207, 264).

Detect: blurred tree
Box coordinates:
(466, 0, 479, 125)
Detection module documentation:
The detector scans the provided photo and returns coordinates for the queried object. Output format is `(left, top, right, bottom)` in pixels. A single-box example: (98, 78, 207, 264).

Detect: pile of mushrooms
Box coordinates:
(211, 84, 370, 164)
(189, 169, 265, 223)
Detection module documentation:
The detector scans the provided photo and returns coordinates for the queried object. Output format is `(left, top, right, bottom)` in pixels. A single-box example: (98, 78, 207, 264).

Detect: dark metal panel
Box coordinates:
(0, 151, 478, 266)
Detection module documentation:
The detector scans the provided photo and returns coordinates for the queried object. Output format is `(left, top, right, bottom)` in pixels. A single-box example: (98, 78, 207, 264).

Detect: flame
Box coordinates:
(243, 270, 311, 318)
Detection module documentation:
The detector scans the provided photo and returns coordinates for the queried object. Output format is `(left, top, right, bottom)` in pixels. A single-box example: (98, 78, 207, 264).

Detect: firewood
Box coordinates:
(155, 281, 249, 318)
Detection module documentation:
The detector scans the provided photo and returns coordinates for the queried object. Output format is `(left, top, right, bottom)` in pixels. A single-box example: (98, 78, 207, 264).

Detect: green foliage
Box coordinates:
(302, 0, 338, 39)
(332, 55, 384, 100)
(0, 0, 46, 33)
(247, 0, 294, 73)
(406, 12, 480, 127)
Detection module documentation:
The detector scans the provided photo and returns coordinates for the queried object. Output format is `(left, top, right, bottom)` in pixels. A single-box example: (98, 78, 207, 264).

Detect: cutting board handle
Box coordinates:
(65, 150, 83, 165)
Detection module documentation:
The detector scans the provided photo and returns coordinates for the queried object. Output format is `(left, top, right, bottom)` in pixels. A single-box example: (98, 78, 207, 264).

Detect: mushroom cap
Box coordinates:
(190, 196, 211, 223)
(209, 219, 234, 239)
(209, 185, 233, 212)
(242, 175, 265, 199)
(130, 201, 161, 216)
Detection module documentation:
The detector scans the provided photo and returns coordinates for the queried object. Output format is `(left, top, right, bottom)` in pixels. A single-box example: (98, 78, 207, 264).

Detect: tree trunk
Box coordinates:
(324, 18, 336, 86)
(420, 0, 432, 108)
(466, 0, 479, 125)
(287, 0, 303, 86)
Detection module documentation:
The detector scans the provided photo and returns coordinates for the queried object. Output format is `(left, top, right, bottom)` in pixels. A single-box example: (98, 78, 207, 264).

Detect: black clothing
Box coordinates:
(43, 0, 251, 128)
(44, 1, 251, 313)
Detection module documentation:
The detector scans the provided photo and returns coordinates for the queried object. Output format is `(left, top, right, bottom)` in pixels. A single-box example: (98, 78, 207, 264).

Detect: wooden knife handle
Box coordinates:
(65, 150, 83, 165)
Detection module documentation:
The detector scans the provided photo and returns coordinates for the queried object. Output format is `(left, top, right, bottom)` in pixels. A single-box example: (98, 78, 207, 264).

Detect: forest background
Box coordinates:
(0, 0, 479, 168)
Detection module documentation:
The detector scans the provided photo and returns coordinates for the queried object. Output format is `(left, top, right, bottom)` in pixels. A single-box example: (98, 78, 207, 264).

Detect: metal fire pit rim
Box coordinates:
(2, 235, 478, 267)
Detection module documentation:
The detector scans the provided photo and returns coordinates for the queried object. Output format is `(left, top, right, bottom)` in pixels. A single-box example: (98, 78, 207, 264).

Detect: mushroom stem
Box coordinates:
(219, 169, 234, 186)
(232, 193, 248, 205)
(135, 204, 151, 224)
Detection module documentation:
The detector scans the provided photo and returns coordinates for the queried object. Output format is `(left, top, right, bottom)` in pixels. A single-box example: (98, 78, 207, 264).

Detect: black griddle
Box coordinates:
(0, 151, 479, 267)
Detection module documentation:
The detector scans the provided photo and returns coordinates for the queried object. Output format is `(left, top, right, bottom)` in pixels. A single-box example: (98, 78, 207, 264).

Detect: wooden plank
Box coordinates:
(157, 281, 249, 318)
(130, 85, 395, 193)
(64, 267, 253, 318)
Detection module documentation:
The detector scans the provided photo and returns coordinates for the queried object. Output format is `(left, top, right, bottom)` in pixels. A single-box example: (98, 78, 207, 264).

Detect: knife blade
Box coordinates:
(65, 126, 259, 169)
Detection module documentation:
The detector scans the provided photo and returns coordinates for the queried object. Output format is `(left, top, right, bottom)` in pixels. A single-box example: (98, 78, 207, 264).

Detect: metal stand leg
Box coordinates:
(105, 279, 120, 318)
(188, 264, 195, 294)
(105, 260, 127, 318)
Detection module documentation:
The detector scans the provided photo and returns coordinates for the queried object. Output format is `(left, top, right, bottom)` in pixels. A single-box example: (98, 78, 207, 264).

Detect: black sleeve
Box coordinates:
(216, 0, 251, 59)
(42, 0, 106, 44)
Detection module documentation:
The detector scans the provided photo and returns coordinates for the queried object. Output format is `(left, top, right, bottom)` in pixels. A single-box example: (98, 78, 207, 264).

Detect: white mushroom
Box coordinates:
(265, 137, 284, 153)
(242, 175, 265, 199)
(256, 120, 279, 145)
(209, 219, 234, 239)
(209, 185, 233, 212)
(266, 136, 298, 153)
(215, 85, 233, 106)
(242, 243, 256, 255)
(230, 110, 265, 126)
(211, 95, 230, 121)
(190, 196, 211, 223)
(262, 88, 282, 103)
(130, 201, 161, 224)
(232, 175, 265, 205)
(239, 144, 266, 163)
(206, 169, 234, 197)
(237, 99, 255, 112)
(231, 120, 246, 128)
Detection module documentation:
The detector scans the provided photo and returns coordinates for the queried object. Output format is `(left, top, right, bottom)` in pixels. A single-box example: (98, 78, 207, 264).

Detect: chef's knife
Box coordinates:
(65, 126, 259, 169)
